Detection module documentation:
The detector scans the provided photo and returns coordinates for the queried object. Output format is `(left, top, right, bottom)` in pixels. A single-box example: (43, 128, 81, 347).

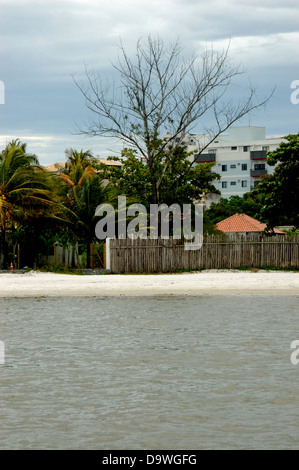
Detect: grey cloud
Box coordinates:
(0, 0, 298, 163)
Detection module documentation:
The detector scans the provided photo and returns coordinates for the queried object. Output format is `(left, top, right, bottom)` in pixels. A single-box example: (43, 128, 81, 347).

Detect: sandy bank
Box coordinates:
(0, 270, 299, 297)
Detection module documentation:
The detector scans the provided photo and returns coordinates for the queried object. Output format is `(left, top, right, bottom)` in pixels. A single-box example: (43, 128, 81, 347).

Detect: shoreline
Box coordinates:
(0, 270, 299, 297)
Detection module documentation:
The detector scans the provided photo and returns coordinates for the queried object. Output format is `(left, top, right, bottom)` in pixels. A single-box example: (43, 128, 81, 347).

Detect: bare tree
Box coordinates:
(74, 36, 273, 203)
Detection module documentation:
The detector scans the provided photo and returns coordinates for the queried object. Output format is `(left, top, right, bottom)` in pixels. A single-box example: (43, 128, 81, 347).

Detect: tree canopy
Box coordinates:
(99, 146, 220, 209)
(0, 139, 62, 231)
(252, 133, 299, 229)
(1, 131, 297, 269)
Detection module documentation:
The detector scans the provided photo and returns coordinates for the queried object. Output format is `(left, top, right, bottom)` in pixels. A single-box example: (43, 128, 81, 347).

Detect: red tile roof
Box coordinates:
(216, 213, 285, 234)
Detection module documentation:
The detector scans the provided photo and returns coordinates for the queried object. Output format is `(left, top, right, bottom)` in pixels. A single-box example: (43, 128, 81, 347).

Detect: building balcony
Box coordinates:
(250, 169, 267, 177)
(250, 150, 267, 160)
(195, 153, 216, 163)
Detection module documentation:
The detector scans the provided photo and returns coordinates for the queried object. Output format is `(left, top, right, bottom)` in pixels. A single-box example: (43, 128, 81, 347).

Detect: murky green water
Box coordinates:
(0, 295, 299, 449)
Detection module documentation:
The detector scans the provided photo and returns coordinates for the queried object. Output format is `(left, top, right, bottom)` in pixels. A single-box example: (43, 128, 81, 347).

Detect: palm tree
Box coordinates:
(64, 148, 95, 173)
(0, 139, 63, 268)
(58, 158, 109, 268)
(59, 160, 96, 188)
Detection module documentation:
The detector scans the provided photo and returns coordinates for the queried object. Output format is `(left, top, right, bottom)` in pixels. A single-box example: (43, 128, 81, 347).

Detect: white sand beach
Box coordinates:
(0, 270, 299, 297)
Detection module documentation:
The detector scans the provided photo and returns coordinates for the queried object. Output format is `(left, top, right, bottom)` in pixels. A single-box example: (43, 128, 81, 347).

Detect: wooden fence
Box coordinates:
(108, 234, 299, 273)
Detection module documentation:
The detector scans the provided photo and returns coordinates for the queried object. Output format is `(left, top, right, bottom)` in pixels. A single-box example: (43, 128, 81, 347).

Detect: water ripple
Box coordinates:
(1, 295, 299, 449)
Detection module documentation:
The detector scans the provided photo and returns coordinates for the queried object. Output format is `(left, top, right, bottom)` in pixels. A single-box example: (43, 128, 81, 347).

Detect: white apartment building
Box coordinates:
(182, 126, 285, 198)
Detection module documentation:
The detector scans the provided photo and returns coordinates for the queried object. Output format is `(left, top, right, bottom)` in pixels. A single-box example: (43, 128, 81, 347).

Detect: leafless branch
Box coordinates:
(74, 35, 274, 203)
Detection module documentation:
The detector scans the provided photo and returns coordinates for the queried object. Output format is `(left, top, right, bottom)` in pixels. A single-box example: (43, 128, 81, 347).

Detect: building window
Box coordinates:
(242, 164, 247, 171)
(254, 163, 266, 170)
(222, 165, 227, 172)
(230, 181, 236, 186)
(241, 181, 247, 188)
(222, 181, 227, 188)
(230, 164, 236, 169)
(262, 146, 269, 151)
(243, 146, 249, 152)
(208, 149, 216, 154)
(231, 146, 237, 150)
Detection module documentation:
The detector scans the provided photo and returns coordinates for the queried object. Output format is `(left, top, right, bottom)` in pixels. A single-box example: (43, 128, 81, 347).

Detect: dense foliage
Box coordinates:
(251, 133, 299, 229)
(97, 146, 220, 209)
(1, 132, 297, 268)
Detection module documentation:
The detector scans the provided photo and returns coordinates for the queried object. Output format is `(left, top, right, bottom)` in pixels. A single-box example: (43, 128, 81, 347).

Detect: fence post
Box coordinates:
(105, 238, 111, 271)
(17, 244, 20, 269)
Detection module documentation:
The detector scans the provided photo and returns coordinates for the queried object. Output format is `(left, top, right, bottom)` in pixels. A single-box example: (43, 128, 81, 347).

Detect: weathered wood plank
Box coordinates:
(108, 234, 299, 273)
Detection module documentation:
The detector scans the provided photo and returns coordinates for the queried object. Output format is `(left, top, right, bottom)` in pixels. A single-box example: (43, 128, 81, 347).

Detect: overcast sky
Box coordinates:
(0, 0, 298, 165)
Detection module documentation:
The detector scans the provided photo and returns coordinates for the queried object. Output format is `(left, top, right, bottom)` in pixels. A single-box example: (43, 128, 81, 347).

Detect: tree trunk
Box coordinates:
(86, 242, 91, 269)
(0, 230, 9, 269)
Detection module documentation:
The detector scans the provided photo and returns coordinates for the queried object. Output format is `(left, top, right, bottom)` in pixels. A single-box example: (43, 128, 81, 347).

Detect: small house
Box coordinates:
(216, 213, 285, 236)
